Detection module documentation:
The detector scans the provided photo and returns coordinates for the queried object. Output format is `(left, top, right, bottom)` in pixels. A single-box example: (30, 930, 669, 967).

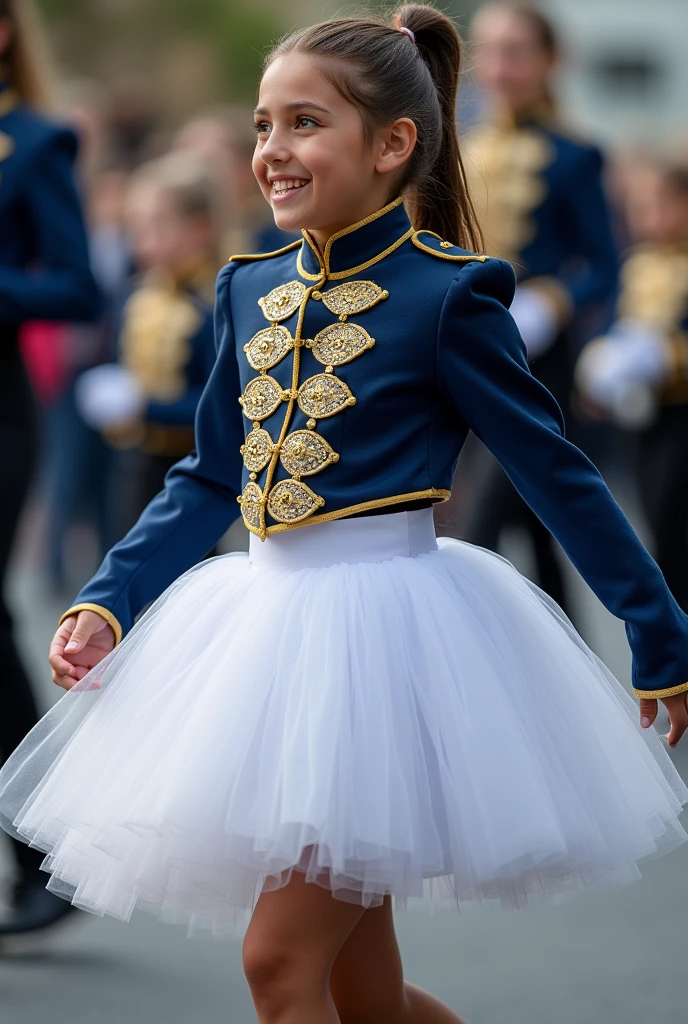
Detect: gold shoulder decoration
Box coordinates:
(411, 230, 488, 262)
(230, 239, 302, 262)
(120, 284, 200, 401)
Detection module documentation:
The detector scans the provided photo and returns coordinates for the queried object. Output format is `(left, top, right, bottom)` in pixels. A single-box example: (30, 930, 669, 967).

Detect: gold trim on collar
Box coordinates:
(298, 196, 410, 281)
(245, 488, 451, 538)
(229, 239, 302, 263)
(412, 231, 488, 262)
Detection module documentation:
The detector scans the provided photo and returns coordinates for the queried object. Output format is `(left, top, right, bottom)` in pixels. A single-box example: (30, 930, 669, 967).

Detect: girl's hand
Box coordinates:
(640, 692, 688, 747)
(49, 611, 116, 691)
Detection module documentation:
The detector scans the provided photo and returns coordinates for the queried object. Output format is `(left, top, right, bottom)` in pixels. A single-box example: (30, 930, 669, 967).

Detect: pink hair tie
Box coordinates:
(398, 25, 416, 43)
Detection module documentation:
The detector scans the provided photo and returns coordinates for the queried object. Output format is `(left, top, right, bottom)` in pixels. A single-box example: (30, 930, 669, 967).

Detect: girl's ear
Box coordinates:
(375, 118, 417, 177)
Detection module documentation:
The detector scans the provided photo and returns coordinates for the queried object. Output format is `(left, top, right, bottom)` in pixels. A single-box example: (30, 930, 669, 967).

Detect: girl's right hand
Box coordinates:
(49, 610, 116, 690)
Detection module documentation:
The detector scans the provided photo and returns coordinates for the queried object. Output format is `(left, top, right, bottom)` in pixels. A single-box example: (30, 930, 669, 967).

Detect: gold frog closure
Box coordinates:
(311, 280, 389, 320)
(280, 430, 339, 478)
(258, 281, 307, 322)
(241, 428, 274, 473)
(239, 375, 286, 421)
(237, 481, 263, 530)
(244, 325, 295, 371)
(306, 322, 375, 368)
(297, 373, 356, 422)
(267, 479, 325, 524)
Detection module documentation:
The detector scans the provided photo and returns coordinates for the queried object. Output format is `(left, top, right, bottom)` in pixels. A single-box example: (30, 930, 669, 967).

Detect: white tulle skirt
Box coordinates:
(1, 509, 686, 938)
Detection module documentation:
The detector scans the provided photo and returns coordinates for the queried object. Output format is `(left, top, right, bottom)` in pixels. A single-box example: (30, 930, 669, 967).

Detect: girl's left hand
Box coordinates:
(640, 693, 688, 747)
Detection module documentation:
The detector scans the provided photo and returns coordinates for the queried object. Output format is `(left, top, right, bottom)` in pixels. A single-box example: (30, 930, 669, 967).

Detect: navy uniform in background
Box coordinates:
(459, 106, 620, 614)
(98, 270, 217, 544)
(576, 243, 688, 611)
(0, 79, 100, 928)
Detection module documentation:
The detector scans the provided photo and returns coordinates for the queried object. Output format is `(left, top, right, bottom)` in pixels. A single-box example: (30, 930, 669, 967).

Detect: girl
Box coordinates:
(1, 6, 687, 1023)
(458, 3, 620, 618)
(0, 0, 100, 933)
(76, 152, 222, 542)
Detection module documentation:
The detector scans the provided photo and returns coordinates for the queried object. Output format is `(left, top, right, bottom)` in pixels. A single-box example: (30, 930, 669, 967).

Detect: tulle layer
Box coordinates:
(0, 527, 686, 937)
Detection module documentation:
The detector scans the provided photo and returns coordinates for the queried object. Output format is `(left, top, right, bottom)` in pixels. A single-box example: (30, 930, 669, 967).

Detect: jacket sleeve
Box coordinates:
(61, 263, 244, 640)
(0, 126, 101, 323)
(557, 145, 619, 313)
(438, 257, 688, 698)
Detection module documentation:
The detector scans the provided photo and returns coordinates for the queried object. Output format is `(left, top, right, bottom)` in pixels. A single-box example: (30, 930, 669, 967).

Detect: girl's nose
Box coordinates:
(260, 128, 291, 166)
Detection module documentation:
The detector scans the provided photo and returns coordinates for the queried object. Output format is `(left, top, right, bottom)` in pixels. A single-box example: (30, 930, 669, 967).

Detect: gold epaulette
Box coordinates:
(229, 240, 302, 263)
(411, 230, 488, 263)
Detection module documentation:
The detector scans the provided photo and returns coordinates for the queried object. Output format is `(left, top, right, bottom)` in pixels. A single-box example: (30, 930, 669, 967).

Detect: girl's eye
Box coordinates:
(253, 121, 271, 135)
(296, 116, 319, 129)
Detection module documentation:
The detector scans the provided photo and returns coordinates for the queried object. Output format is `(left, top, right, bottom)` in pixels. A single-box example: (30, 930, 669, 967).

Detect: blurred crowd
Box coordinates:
(23, 87, 296, 594)
(3, 0, 688, 939)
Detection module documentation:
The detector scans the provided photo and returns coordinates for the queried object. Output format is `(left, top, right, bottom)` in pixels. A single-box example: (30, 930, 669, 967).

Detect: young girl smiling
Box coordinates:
(2, 5, 688, 1023)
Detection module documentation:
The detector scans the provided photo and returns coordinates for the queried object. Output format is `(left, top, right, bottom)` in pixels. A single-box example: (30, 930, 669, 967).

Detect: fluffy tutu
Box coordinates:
(0, 509, 686, 938)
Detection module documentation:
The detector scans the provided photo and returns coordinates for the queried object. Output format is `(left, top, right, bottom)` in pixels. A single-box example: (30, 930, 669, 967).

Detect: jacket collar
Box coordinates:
(298, 197, 413, 281)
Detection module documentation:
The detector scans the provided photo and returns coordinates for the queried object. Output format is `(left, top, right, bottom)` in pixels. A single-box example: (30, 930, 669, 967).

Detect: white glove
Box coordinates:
(575, 320, 671, 429)
(75, 364, 145, 429)
(509, 287, 560, 360)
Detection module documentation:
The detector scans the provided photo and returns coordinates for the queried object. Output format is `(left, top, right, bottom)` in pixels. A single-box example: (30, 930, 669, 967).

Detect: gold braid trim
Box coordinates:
(411, 230, 488, 262)
(633, 682, 688, 700)
(246, 489, 451, 539)
(58, 604, 123, 647)
(229, 239, 302, 262)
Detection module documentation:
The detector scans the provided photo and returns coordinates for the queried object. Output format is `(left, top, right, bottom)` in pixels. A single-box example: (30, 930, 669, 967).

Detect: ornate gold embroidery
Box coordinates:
(238, 481, 263, 529)
(241, 428, 274, 473)
(267, 479, 325, 523)
(280, 430, 339, 477)
(312, 280, 389, 319)
(297, 373, 356, 420)
(239, 375, 285, 421)
(120, 284, 200, 401)
(258, 281, 306, 322)
(244, 325, 295, 371)
(306, 322, 375, 368)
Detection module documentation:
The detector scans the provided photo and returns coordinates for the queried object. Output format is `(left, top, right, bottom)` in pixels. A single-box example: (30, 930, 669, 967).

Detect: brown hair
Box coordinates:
(265, 3, 483, 252)
(498, 3, 559, 56)
(0, 0, 56, 110)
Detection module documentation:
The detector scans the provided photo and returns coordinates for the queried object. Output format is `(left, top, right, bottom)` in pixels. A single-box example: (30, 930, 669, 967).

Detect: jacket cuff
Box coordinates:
(58, 603, 123, 647)
(633, 681, 688, 700)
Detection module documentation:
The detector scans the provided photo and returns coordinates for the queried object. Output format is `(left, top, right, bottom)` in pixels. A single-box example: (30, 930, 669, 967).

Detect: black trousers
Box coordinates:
(461, 333, 574, 618)
(635, 405, 688, 613)
(0, 342, 45, 878)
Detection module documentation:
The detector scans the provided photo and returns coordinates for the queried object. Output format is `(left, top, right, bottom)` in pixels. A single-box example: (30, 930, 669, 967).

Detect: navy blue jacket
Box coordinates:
(465, 113, 619, 319)
(0, 82, 100, 325)
(114, 276, 216, 428)
(63, 198, 688, 699)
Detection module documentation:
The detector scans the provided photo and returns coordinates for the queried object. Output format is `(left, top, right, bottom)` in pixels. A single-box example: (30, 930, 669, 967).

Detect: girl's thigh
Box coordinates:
(330, 896, 407, 1021)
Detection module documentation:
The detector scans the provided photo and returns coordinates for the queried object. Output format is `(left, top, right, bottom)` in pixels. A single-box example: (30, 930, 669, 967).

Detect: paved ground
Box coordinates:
(1, 514, 686, 1024)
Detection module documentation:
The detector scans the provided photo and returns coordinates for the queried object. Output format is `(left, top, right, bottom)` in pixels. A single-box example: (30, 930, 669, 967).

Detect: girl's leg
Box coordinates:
(330, 897, 468, 1024)
(242, 870, 366, 1024)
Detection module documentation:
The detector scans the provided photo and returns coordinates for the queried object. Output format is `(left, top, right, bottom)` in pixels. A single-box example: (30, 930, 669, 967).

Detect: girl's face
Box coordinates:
(253, 53, 415, 247)
(625, 165, 688, 246)
(471, 7, 555, 114)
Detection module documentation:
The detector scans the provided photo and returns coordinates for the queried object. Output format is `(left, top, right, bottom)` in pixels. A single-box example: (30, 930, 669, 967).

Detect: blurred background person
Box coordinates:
(453, 1, 620, 620)
(174, 106, 298, 256)
(576, 152, 688, 613)
(76, 152, 224, 544)
(0, 0, 100, 932)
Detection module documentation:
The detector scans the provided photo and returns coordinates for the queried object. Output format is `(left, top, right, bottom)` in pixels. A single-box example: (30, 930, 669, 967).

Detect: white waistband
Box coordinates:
(249, 509, 438, 570)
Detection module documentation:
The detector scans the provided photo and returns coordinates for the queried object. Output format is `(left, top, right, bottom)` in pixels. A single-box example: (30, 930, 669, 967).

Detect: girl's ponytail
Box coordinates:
(395, 4, 482, 251)
(267, 3, 483, 252)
